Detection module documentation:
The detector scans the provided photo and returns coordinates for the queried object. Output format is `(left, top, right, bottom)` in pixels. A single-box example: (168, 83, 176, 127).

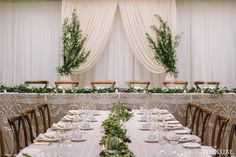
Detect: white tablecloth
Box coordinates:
(16, 110, 214, 157)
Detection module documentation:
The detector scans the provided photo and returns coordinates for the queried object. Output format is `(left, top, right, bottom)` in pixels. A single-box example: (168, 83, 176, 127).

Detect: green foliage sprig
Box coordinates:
(146, 15, 181, 78)
(57, 9, 90, 76)
(99, 103, 135, 157)
(0, 85, 235, 94)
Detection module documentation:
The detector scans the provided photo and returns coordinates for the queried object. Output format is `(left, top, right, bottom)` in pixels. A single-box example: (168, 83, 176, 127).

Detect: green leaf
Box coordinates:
(57, 9, 90, 76)
(146, 15, 181, 78)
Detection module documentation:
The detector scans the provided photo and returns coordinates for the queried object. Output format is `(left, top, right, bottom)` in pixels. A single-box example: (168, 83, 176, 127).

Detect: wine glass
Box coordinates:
(64, 131, 73, 147)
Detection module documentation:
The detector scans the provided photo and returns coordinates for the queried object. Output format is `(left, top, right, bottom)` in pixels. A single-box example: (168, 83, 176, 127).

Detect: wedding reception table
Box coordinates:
(16, 110, 214, 157)
(0, 93, 235, 154)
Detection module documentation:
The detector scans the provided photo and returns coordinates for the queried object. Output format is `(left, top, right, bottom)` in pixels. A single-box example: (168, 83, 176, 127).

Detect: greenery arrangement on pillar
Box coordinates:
(146, 15, 181, 78)
(57, 9, 90, 76)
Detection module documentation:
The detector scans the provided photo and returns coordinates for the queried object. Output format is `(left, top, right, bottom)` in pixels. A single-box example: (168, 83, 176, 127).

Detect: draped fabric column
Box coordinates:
(119, 0, 177, 74)
(61, 0, 118, 74)
(0, 1, 61, 86)
(73, 10, 167, 87)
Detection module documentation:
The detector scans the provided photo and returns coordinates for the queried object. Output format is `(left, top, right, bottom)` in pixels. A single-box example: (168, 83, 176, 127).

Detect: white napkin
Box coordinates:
(37, 133, 57, 141)
(51, 123, 66, 130)
(68, 110, 80, 115)
(175, 128, 191, 134)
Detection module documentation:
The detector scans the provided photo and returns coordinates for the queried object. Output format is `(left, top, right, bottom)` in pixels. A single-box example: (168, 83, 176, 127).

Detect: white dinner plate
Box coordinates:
(178, 135, 201, 143)
(36, 134, 59, 142)
(167, 121, 179, 124)
(182, 142, 201, 148)
(175, 129, 191, 134)
(144, 138, 158, 143)
(81, 127, 93, 130)
(137, 112, 145, 115)
(165, 124, 183, 130)
(93, 113, 101, 116)
(71, 137, 86, 142)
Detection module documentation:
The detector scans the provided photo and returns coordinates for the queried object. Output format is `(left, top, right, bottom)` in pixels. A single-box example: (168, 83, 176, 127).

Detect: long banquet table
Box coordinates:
(16, 110, 213, 157)
(0, 93, 236, 154)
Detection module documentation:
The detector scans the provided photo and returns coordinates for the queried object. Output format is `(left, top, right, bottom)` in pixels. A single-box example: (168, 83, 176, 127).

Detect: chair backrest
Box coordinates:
(126, 81, 150, 89)
(91, 81, 116, 89)
(0, 127, 5, 157)
(54, 81, 80, 88)
(25, 80, 49, 88)
(211, 114, 231, 149)
(228, 123, 236, 157)
(194, 81, 220, 89)
(185, 102, 200, 132)
(8, 115, 28, 153)
(21, 107, 39, 142)
(195, 107, 213, 142)
(163, 80, 188, 89)
(37, 104, 51, 133)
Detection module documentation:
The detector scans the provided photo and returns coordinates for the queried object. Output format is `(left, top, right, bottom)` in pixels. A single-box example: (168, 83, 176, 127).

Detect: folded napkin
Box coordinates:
(51, 123, 66, 130)
(68, 110, 80, 115)
(175, 128, 191, 134)
(63, 115, 82, 121)
(36, 132, 58, 142)
(156, 109, 169, 114)
(161, 114, 173, 118)
(167, 120, 179, 124)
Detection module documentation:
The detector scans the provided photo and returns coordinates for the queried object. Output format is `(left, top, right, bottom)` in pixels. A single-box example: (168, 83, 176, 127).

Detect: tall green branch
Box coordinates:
(57, 9, 90, 76)
(146, 15, 181, 78)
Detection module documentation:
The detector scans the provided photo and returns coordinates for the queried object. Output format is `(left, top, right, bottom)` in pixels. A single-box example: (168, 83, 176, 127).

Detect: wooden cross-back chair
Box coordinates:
(8, 115, 29, 153)
(211, 114, 231, 150)
(163, 80, 188, 89)
(37, 104, 51, 133)
(25, 80, 49, 88)
(195, 107, 213, 142)
(54, 81, 80, 88)
(194, 81, 220, 89)
(185, 102, 200, 133)
(91, 81, 116, 89)
(228, 123, 236, 157)
(21, 107, 39, 142)
(0, 127, 5, 157)
(126, 80, 150, 89)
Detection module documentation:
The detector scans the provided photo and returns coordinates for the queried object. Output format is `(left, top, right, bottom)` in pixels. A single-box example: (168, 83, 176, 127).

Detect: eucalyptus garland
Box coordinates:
(0, 85, 236, 94)
(99, 103, 135, 157)
(57, 9, 90, 76)
(146, 15, 181, 78)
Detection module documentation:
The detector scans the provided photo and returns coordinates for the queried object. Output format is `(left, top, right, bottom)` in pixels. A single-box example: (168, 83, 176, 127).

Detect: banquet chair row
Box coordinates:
(25, 80, 80, 88)
(7, 103, 51, 154)
(185, 102, 234, 157)
(163, 80, 220, 89)
(24, 79, 220, 89)
(24, 80, 151, 89)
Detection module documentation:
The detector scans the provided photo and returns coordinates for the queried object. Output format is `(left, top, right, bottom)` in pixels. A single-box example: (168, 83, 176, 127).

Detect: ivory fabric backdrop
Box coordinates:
(0, 0, 236, 87)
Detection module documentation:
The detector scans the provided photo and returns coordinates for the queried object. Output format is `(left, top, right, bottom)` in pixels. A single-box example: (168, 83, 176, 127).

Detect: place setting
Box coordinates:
(35, 131, 60, 142)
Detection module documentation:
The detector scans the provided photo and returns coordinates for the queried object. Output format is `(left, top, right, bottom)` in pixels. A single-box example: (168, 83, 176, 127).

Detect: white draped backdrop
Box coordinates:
(0, 0, 236, 87)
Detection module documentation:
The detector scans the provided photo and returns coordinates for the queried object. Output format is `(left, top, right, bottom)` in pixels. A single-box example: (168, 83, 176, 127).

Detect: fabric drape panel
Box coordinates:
(0, 1, 61, 86)
(73, 10, 166, 87)
(61, 0, 118, 74)
(176, 0, 236, 87)
(119, 0, 177, 74)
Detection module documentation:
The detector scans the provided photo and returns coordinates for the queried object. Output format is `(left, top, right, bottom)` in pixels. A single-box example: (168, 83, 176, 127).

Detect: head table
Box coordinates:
(0, 93, 235, 154)
(16, 110, 214, 157)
